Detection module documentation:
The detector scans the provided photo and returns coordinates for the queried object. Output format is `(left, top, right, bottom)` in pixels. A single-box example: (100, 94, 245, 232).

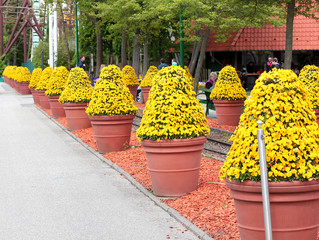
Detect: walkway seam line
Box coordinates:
(35, 106, 214, 240)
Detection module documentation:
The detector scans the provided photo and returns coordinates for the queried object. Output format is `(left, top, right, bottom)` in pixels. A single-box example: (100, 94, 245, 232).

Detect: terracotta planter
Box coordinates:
(48, 95, 66, 118)
(213, 99, 245, 126)
(127, 85, 138, 101)
(141, 87, 151, 103)
(37, 90, 51, 109)
(30, 88, 40, 105)
(141, 136, 207, 197)
(314, 109, 319, 125)
(4, 76, 8, 84)
(226, 180, 319, 240)
(19, 82, 31, 95)
(89, 114, 135, 154)
(62, 102, 91, 131)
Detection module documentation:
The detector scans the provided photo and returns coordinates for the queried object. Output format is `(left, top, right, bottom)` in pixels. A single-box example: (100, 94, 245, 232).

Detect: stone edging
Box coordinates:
(35, 106, 214, 240)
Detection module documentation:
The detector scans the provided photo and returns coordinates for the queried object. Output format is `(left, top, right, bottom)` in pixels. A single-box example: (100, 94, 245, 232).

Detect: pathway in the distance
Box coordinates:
(0, 82, 201, 240)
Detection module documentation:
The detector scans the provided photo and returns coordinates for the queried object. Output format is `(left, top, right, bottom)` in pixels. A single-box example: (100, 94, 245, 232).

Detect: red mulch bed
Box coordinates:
(206, 118, 236, 132)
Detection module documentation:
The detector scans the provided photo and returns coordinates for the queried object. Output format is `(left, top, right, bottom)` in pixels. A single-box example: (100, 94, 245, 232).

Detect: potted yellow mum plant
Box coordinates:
(59, 67, 93, 130)
(35, 67, 54, 109)
(139, 66, 158, 103)
(210, 65, 247, 126)
(45, 66, 69, 118)
(137, 66, 210, 197)
(15, 67, 31, 94)
(29, 68, 42, 105)
(122, 65, 139, 100)
(298, 65, 319, 124)
(220, 68, 319, 240)
(10, 66, 21, 91)
(86, 65, 138, 153)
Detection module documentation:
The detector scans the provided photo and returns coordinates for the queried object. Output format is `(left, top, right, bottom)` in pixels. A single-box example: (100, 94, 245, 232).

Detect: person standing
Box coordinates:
(205, 72, 217, 89)
(272, 57, 281, 69)
(266, 56, 273, 72)
(78, 56, 86, 70)
(172, 58, 178, 66)
(158, 58, 168, 70)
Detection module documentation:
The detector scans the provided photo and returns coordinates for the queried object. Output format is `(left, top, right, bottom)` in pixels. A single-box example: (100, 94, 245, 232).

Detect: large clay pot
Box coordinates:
(314, 109, 319, 125)
(62, 102, 91, 131)
(141, 136, 207, 197)
(127, 85, 138, 101)
(37, 90, 51, 109)
(226, 180, 319, 240)
(4, 76, 8, 84)
(141, 87, 151, 103)
(19, 82, 31, 95)
(30, 88, 40, 105)
(213, 99, 245, 126)
(48, 95, 66, 118)
(89, 114, 134, 154)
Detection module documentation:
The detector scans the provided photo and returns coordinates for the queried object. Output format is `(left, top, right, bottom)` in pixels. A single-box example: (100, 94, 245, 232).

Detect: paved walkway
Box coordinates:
(0, 82, 207, 240)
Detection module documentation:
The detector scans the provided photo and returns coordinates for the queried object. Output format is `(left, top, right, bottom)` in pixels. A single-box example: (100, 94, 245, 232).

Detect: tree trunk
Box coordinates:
(96, 21, 103, 76)
(121, 28, 127, 68)
(142, 29, 149, 77)
(194, 28, 210, 93)
(132, 30, 141, 77)
(58, 2, 71, 69)
(284, 0, 295, 69)
(189, 30, 203, 76)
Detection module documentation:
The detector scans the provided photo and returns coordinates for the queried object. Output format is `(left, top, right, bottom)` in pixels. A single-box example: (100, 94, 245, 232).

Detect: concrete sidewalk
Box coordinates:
(0, 83, 212, 240)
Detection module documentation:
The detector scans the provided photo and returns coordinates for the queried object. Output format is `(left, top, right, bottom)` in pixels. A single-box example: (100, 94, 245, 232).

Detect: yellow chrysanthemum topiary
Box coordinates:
(184, 66, 194, 85)
(86, 65, 138, 116)
(3, 66, 17, 79)
(122, 65, 139, 86)
(59, 67, 93, 103)
(35, 67, 53, 91)
(29, 68, 42, 89)
(140, 66, 158, 87)
(45, 66, 69, 96)
(137, 66, 210, 141)
(210, 65, 247, 100)
(299, 65, 319, 109)
(15, 67, 31, 83)
(220, 68, 319, 182)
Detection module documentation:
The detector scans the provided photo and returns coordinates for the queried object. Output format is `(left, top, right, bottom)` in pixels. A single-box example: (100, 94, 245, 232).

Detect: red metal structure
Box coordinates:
(0, 0, 43, 62)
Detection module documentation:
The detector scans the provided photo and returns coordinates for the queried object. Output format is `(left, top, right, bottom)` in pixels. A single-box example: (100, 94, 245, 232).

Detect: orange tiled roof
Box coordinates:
(206, 15, 319, 51)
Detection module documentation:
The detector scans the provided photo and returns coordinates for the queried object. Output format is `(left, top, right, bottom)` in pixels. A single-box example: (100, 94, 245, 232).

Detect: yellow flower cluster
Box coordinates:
(137, 66, 210, 141)
(86, 65, 138, 116)
(59, 67, 93, 103)
(184, 66, 194, 85)
(45, 66, 69, 96)
(299, 65, 319, 109)
(35, 67, 53, 91)
(122, 65, 139, 86)
(2, 66, 17, 79)
(29, 68, 42, 88)
(220, 68, 319, 182)
(210, 65, 247, 100)
(140, 66, 158, 87)
(16, 67, 31, 83)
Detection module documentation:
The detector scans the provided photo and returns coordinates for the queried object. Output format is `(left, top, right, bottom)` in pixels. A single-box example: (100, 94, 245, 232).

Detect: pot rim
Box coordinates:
(141, 136, 207, 147)
(88, 114, 135, 120)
